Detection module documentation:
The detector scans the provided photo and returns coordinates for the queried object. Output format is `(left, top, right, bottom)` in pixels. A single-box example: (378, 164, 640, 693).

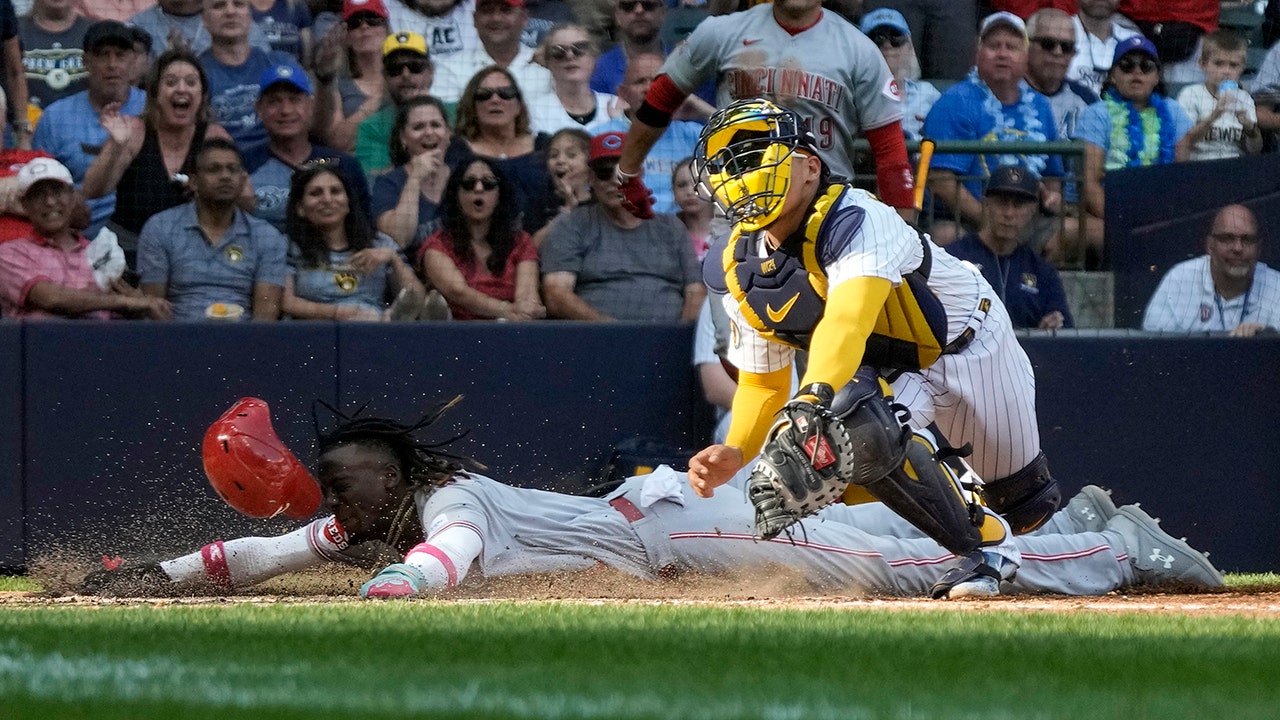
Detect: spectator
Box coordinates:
(1068, 0, 1140, 96)
(691, 297, 734, 444)
(1026, 8, 1099, 142)
(138, 138, 289, 321)
(1176, 30, 1261, 162)
(19, 0, 95, 113)
(431, 0, 553, 106)
(353, 30, 434, 176)
(250, 0, 314, 63)
(79, 0, 153, 22)
(526, 22, 619, 134)
(944, 165, 1073, 330)
(373, 94, 457, 250)
(384, 0, 480, 59)
(310, 0, 390, 153)
(450, 65, 554, 234)
(0, 0, 28, 148)
(244, 61, 372, 233)
(1143, 204, 1279, 337)
(860, 8, 939, 143)
(420, 157, 544, 320)
(83, 48, 237, 265)
(921, 11, 1066, 245)
(541, 130, 703, 321)
(861, 0, 976, 81)
(590, 0, 664, 96)
(670, 155, 709, 260)
(282, 160, 424, 320)
(542, 126, 590, 225)
(1072, 36, 1191, 222)
(595, 52, 699, 214)
(198, 0, 296, 149)
(0, 91, 58, 245)
(31, 20, 145, 235)
(130, 0, 274, 61)
(0, 157, 171, 319)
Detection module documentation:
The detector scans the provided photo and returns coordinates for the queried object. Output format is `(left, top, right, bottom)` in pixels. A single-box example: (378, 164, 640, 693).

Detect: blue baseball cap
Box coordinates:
(259, 62, 313, 97)
(1112, 35, 1158, 66)
(860, 8, 910, 39)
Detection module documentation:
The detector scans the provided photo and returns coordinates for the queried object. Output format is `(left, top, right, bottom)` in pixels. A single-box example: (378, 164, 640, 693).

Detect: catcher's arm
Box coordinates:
(800, 276, 891, 391)
(689, 366, 792, 497)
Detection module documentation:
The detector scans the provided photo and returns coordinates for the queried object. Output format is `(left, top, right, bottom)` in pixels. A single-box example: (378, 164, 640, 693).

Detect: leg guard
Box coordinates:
(977, 452, 1061, 534)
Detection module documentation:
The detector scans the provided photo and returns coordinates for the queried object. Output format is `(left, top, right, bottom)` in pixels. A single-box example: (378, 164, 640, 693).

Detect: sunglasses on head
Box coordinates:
(346, 13, 386, 29)
(868, 31, 908, 48)
(1115, 55, 1157, 74)
(460, 175, 500, 192)
(475, 85, 519, 102)
(386, 58, 429, 76)
(547, 41, 592, 61)
(1031, 37, 1075, 54)
(618, 0, 661, 12)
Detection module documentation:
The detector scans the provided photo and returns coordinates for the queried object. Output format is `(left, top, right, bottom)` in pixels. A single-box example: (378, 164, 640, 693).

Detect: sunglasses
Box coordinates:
(868, 32, 908, 48)
(617, 0, 662, 12)
(345, 14, 386, 29)
(590, 162, 618, 181)
(460, 175, 500, 192)
(1031, 37, 1075, 54)
(1115, 56, 1157, 74)
(386, 58, 429, 76)
(474, 85, 519, 102)
(547, 41, 592, 61)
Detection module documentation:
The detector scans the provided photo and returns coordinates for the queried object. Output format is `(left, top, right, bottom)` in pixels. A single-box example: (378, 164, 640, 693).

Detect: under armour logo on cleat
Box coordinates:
(1149, 548, 1175, 569)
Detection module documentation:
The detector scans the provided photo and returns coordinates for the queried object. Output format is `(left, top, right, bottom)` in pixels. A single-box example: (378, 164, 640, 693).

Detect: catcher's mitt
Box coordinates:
(748, 387, 856, 540)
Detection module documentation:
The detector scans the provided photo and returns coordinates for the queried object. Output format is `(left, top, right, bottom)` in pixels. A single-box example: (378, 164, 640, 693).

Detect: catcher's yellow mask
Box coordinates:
(694, 99, 816, 232)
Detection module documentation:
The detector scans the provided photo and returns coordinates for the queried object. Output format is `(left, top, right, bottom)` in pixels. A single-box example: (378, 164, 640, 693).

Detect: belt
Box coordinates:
(944, 298, 991, 355)
(609, 496, 645, 523)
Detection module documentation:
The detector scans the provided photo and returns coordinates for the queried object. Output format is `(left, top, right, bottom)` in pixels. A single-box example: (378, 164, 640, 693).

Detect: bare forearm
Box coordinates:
(680, 283, 706, 322)
(379, 181, 423, 248)
(544, 286, 610, 320)
(617, 119, 666, 177)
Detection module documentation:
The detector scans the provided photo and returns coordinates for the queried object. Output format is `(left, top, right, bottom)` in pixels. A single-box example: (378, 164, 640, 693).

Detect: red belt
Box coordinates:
(609, 496, 645, 523)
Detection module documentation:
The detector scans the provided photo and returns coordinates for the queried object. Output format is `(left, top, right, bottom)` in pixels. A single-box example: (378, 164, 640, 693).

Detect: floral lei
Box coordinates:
(967, 68, 1049, 176)
(1103, 88, 1177, 168)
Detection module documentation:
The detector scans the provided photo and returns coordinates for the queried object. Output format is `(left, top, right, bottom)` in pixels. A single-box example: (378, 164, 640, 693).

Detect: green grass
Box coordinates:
(0, 576, 40, 591)
(2, 601, 1279, 720)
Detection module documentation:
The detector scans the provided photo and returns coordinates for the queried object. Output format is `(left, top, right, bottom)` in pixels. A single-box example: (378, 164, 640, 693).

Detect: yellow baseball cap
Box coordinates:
(382, 31, 428, 58)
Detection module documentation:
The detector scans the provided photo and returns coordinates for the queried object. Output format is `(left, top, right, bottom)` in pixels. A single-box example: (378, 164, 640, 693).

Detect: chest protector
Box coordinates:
(721, 185, 948, 370)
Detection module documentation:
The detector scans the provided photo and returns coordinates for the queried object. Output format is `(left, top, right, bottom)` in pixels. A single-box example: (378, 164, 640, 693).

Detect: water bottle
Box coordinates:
(1219, 80, 1240, 113)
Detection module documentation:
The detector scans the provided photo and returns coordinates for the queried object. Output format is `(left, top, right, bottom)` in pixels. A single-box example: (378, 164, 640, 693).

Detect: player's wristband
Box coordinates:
(635, 100, 673, 128)
(794, 383, 834, 407)
(615, 165, 640, 183)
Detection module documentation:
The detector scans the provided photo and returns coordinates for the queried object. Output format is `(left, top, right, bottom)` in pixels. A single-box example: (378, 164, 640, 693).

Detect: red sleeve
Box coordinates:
(512, 232, 539, 263)
(642, 74, 689, 116)
(865, 121, 914, 209)
(417, 229, 449, 267)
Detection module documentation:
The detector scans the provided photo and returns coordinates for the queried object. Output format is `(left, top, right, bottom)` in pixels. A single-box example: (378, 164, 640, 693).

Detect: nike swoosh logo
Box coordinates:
(743, 38, 762, 45)
(766, 293, 800, 323)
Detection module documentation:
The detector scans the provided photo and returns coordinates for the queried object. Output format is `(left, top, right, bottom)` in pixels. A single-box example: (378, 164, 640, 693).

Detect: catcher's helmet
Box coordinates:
(202, 397, 322, 519)
(693, 98, 819, 231)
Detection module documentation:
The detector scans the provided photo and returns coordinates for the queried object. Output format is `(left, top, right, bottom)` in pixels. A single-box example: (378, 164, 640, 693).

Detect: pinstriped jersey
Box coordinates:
(660, 4, 902, 178)
(718, 187, 994, 374)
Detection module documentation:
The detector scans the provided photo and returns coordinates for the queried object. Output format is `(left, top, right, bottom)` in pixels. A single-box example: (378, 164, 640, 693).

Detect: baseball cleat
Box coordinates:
(932, 550, 1017, 599)
(360, 563, 427, 599)
(1063, 485, 1119, 533)
(1106, 506, 1224, 588)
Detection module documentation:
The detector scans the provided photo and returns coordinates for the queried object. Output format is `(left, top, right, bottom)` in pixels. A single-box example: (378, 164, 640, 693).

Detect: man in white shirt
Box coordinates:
(1068, 0, 1139, 95)
(429, 0, 551, 105)
(1143, 204, 1280, 337)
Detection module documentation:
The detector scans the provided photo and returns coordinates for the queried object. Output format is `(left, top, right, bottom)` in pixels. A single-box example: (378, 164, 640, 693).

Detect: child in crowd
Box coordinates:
(534, 127, 592, 248)
(1177, 30, 1262, 161)
(671, 156, 711, 261)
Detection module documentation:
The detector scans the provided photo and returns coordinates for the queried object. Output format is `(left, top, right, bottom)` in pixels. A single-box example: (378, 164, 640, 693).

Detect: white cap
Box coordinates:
(979, 11, 1027, 41)
(17, 157, 74, 197)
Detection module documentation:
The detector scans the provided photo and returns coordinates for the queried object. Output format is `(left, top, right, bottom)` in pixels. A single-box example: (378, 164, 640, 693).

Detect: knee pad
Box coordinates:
(979, 452, 1061, 534)
(828, 367, 909, 486)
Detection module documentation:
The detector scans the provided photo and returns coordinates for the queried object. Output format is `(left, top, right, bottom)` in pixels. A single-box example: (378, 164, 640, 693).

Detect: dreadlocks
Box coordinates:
(312, 396, 485, 552)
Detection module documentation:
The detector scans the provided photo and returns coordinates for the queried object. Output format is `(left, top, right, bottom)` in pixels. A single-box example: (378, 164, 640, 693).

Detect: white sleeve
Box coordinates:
(402, 522, 484, 589)
(1141, 274, 1180, 332)
(692, 298, 719, 366)
(158, 516, 350, 590)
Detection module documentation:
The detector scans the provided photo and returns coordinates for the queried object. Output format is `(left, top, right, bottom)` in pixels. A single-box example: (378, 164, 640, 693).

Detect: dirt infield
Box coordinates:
(6, 564, 1280, 617)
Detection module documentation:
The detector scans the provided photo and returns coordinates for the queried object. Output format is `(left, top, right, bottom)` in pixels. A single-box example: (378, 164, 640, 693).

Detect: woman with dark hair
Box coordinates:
(450, 65, 555, 234)
(312, 0, 390, 152)
(373, 95, 458, 252)
(84, 48, 237, 247)
(284, 162, 424, 321)
(420, 158, 544, 321)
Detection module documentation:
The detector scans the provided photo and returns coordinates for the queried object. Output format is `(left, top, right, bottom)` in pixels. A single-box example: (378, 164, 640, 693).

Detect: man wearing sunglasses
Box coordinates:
(614, 0, 916, 224)
(430, 0, 552, 106)
(354, 31, 435, 175)
(199, 0, 299, 149)
(590, 0, 664, 100)
(1025, 8, 1098, 142)
(1143, 204, 1279, 337)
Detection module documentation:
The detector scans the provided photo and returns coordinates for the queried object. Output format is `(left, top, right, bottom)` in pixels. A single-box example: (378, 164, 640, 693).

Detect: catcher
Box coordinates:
(687, 98, 1060, 599)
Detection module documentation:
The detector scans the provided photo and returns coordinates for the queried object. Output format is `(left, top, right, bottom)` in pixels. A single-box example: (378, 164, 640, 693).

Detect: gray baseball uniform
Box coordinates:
(659, 3, 903, 179)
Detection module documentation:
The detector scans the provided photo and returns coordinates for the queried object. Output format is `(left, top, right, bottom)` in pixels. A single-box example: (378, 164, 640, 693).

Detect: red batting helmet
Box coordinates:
(202, 397, 322, 519)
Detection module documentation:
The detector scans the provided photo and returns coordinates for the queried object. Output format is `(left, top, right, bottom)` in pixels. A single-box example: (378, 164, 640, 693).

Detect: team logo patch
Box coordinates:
(225, 245, 245, 263)
(322, 516, 349, 550)
(1020, 273, 1038, 290)
(1200, 303, 1212, 323)
(884, 78, 902, 102)
(730, 319, 740, 349)
(333, 270, 359, 293)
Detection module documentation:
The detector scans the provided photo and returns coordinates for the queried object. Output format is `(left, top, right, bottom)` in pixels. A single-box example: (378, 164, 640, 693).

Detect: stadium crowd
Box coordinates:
(0, 0, 1274, 334)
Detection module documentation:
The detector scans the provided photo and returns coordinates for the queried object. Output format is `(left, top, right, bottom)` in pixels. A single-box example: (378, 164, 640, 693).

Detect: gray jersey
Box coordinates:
(660, 4, 902, 178)
(413, 469, 1131, 596)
